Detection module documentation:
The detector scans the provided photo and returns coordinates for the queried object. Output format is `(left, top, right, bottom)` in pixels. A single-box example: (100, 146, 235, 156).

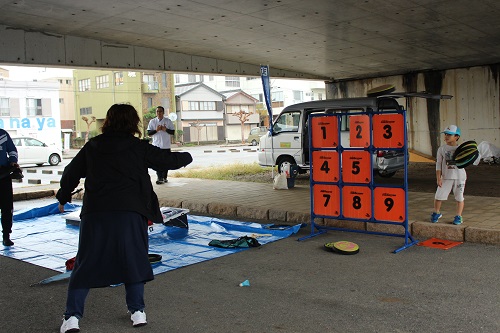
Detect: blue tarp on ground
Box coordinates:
(1, 203, 301, 277)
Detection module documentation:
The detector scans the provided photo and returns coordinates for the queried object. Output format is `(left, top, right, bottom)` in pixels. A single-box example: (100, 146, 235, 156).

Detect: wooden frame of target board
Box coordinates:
(299, 108, 418, 253)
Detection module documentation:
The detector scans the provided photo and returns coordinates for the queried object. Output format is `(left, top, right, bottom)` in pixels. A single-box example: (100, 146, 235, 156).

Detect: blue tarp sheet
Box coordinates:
(1, 203, 301, 277)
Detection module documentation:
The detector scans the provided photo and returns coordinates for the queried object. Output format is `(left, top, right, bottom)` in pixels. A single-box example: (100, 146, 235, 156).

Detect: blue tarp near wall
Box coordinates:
(1, 203, 302, 278)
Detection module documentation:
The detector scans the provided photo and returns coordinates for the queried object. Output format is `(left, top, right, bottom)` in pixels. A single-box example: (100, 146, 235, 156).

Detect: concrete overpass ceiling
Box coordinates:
(0, 0, 499, 80)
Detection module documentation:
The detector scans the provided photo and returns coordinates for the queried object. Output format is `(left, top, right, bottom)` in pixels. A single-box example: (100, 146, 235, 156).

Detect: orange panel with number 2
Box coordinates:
(349, 115, 370, 147)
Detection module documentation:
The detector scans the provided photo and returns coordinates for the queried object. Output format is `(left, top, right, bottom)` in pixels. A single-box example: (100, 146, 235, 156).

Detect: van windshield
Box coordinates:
(273, 111, 300, 133)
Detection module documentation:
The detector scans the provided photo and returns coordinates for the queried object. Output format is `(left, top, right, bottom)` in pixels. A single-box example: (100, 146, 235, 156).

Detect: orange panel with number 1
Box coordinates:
(349, 115, 370, 147)
(342, 186, 371, 220)
(312, 151, 339, 182)
(311, 116, 338, 148)
(372, 114, 404, 148)
(341, 151, 371, 183)
(313, 185, 340, 217)
(374, 187, 406, 222)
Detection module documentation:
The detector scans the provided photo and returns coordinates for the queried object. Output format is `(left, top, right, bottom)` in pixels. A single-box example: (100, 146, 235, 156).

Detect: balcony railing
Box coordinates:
(142, 81, 159, 93)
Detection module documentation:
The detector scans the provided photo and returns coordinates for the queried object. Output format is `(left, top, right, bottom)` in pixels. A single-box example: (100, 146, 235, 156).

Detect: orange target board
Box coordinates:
(341, 151, 371, 183)
(372, 114, 404, 148)
(312, 151, 339, 182)
(374, 188, 406, 222)
(311, 116, 338, 148)
(349, 115, 370, 147)
(313, 185, 340, 217)
(342, 186, 371, 220)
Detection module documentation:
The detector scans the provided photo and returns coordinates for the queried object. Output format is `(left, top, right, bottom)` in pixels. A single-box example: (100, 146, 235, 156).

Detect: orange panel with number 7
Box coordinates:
(313, 185, 340, 217)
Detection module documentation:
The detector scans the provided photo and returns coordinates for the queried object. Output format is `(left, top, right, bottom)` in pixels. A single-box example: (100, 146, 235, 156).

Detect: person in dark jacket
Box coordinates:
(0, 128, 19, 246)
(56, 104, 192, 333)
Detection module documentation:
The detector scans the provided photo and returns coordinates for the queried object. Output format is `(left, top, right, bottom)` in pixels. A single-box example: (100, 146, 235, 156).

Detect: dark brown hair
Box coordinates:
(101, 104, 142, 137)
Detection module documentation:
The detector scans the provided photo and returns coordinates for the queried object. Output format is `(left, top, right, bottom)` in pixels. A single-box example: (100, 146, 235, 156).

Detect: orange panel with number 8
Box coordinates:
(342, 186, 371, 220)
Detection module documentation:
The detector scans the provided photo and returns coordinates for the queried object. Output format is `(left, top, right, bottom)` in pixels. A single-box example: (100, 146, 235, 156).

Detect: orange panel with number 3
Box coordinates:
(342, 186, 371, 220)
(341, 151, 371, 183)
(312, 151, 339, 182)
(349, 115, 370, 147)
(372, 114, 404, 148)
(311, 116, 338, 148)
(313, 185, 340, 217)
(374, 188, 405, 222)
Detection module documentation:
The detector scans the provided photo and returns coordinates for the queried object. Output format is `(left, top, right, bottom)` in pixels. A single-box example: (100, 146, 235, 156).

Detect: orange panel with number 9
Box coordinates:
(311, 116, 338, 148)
(374, 188, 405, 222)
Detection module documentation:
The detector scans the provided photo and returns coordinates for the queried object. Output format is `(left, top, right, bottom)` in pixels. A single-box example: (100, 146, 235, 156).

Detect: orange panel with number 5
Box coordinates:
(341, 151, 371, 183)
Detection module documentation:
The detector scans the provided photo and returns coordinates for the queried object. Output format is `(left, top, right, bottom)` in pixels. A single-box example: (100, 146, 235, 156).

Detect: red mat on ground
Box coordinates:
(417, 238, 463, 250)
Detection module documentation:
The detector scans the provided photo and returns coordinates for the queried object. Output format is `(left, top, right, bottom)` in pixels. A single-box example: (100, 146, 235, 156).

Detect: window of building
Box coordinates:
(80, 107, 92, 115)
(293, 90, 303, 102)
(59, 98, 64, 104)
(0, 98, 9, 116)
(188, 101, 216, 110)
(66, 79, 71, 85)
(26, 98, 42, 116)
(225, 76, 240, 88)
(58, 79, 63, 84)
(147, 97, 153, 108)
(96, 75, 109, 89)
(114, 72, 124, 86)
(271, 91, 284, 102)
(78, 79, 91, 92)
(251, 94, 263, 102)
(318, 93, 323, 100)
(246, 77, 258, 80)
(187, 74, 197, 83)
(162, 73, 168, 88)
(208, 76, 214, 81)
(175, 74, 180, 84)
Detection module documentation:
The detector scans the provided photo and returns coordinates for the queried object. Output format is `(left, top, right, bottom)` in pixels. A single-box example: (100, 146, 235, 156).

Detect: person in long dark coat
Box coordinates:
(56, 104, 192, 333)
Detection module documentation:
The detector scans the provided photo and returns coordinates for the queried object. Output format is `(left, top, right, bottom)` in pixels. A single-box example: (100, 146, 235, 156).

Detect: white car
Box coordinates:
(11, 137, 62, 166)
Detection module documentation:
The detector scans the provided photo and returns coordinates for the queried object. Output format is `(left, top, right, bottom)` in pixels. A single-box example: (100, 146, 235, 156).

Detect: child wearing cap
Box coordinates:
(431, 125, 466, 225)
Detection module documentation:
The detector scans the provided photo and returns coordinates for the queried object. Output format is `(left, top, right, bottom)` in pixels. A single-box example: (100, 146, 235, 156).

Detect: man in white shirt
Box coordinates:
(147, 106, 175, 184)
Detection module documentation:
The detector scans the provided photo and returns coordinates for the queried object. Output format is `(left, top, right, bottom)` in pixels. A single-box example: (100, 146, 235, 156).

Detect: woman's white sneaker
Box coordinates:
(60, 316, 80, 333)
(131, 310, 147, 327)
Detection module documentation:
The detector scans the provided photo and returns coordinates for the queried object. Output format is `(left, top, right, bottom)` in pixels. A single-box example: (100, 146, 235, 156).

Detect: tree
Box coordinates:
(190, 120, 204, 145)
(232, 109, 254, 143)
(81, 115, 96, 143)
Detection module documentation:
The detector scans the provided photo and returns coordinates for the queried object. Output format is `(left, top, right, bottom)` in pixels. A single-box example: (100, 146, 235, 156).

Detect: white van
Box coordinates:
(257, 97, 407, 178)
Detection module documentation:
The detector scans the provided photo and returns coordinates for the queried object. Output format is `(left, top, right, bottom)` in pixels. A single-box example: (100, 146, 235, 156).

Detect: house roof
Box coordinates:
(175, 82, 226, 99)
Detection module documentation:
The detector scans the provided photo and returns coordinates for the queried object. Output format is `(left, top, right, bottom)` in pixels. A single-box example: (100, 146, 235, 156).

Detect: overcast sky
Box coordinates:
(1, 65, 73, 81)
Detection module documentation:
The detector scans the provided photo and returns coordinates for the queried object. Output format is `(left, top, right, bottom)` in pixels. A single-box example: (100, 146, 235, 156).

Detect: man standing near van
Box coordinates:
(147, 106, 175, 184)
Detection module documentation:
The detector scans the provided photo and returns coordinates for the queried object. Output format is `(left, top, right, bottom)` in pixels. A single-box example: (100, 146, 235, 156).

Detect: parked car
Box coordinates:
(11, 137, 62, 166)
(247, 126, 268, 146)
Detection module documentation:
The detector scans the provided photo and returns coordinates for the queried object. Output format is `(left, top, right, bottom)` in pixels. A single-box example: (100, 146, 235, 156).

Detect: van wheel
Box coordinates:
(377, 170, 396, 178)
(251, 139, 258, 146)
(277, 157, 296, 173)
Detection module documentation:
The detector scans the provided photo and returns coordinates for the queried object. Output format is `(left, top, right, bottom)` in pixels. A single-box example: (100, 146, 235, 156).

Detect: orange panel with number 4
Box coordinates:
(312, 151, 339, 182)
(349, 115, 370, 147)
(341, 151, 371, 184)
(313, 185, 340, 217)
(374, 188, 405, 222)
(372, 114, 404, 148)
(311, 116, 338, 148)
(342, 186, 371, 220)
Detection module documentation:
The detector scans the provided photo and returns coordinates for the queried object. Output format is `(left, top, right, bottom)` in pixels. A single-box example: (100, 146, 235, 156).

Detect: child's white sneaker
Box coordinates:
(60, 316, 80, 333)
(131, 310, 147, 327)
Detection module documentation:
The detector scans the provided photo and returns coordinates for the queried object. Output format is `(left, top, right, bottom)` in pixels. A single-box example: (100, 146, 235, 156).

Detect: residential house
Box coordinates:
(174, 82, 226, 143)
(221, 90, 259, 143)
